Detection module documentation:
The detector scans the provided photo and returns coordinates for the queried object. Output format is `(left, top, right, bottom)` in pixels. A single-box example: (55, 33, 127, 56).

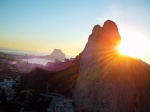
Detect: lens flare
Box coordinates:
(118, 29, 150, 60)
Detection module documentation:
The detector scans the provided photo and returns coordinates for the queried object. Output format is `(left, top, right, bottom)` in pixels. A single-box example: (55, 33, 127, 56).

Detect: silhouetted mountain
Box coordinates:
(74, 20, 150, 112)
(39, 49, 66, 61)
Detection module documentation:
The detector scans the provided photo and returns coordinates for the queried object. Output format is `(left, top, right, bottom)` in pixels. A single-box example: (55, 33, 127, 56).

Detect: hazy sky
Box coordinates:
(0, 0, 150, 57)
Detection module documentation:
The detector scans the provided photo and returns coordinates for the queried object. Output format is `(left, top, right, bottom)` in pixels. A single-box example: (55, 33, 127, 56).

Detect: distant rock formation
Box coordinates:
(74, 20, 150, 112)
(40, 49, 66, 61)
(50, 49, 65, 61)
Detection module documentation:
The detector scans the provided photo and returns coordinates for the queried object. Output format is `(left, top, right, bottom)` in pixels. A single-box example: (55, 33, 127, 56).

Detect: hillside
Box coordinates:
(21, 53, 81, 97)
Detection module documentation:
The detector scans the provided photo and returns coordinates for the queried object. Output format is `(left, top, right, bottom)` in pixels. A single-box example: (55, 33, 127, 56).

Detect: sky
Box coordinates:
(0, 0, 150, 59)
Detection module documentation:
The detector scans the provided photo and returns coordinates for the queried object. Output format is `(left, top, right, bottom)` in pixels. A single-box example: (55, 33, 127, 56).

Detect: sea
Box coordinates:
(0, 48, 75, 66)
(0, 48, 53, 66)
(21, 58, 54, 66)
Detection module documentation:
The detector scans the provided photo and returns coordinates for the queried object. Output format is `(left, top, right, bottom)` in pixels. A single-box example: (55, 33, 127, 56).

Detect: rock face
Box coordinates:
(74, 20, 150, 112)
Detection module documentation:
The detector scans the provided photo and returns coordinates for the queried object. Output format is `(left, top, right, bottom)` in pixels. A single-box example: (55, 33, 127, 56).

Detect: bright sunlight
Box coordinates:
(118, 29, 150, 60)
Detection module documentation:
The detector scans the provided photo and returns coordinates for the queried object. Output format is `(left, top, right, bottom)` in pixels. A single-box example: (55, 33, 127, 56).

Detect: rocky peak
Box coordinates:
(92, 25, 101, 34)
(88, 20, 121, 53)
(51, 49, 63, 55)
(50, 49, 65, 61)
(73, 20, 150, 112)
(103, 20, 118, 30)
(103, 20, 121, 45)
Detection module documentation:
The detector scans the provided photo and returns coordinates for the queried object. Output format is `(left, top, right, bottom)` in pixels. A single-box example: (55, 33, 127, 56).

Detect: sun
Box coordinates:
(118, 29, 150, 60)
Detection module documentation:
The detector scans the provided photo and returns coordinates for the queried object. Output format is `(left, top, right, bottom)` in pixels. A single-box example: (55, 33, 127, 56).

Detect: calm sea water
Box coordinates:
(0, 48, 75, 66)
(22, 58, 54, 66)
(0, 48, 75, 58)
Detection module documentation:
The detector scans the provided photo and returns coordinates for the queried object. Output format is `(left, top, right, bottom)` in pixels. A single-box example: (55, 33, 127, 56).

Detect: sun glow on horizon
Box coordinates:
(118, 29, 150, 60)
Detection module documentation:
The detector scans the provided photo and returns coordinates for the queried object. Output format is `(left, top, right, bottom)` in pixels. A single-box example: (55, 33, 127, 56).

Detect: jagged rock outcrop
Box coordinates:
(49, 49, 66, 61)
(39, 49, 66, 61)
(74, 20, 150, 112)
